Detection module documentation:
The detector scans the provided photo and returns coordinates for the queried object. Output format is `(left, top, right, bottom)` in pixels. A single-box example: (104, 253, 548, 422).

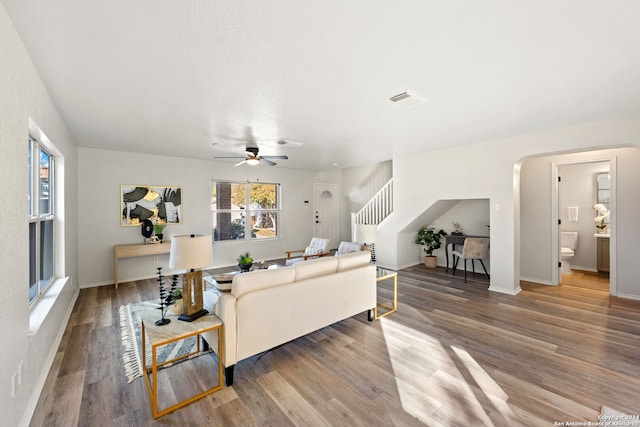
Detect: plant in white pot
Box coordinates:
(169, 287, 183, 315)
(415, 226, 447, 268)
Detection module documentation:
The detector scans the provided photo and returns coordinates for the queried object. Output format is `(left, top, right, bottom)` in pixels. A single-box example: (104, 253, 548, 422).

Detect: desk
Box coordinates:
(444, 235, 488, 272)
(114, 242, 170, 289)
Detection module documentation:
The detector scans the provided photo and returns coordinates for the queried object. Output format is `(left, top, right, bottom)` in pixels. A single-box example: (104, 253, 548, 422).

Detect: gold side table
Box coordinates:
(141, 310, 223, 419)
(375, 268, 398, 319)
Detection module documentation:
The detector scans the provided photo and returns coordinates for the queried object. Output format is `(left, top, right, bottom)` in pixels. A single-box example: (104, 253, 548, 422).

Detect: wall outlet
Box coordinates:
(153, 257, 159, 263)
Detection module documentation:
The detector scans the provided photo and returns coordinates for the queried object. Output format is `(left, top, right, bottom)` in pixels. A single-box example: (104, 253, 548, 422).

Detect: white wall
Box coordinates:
(0, 5, 79, 426)
(77, 148, 340, 286)
(381, 116, 640, 298)
(520, 155, 554, 282)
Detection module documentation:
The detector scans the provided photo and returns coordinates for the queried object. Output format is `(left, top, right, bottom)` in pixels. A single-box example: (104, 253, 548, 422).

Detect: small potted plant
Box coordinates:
(169, 287, 183, 315)
(153, 223, 167, 242)
(415, 226, 447, 268)
(237, 251, 254, 272)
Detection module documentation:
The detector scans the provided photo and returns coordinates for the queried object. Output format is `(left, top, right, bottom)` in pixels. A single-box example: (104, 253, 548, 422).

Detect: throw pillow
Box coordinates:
(304, 246, 324, 256)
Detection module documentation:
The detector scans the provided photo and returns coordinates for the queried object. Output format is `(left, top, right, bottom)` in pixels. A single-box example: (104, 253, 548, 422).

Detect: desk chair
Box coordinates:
(452, 238, 490, 283)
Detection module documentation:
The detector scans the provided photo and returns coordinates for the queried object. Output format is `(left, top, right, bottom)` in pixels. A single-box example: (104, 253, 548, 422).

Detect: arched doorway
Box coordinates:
(518, 148, 619, 295)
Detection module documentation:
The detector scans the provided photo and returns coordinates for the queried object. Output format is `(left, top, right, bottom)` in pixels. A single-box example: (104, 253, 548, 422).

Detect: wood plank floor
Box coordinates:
(30, 263, 640, 426)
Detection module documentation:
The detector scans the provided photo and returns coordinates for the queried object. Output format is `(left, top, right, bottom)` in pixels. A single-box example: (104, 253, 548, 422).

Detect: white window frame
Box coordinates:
(211, 180, 281, 242)
(29, 137, 56, 305)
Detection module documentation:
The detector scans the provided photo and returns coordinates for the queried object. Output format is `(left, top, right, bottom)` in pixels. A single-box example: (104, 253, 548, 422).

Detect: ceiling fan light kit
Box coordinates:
(214, 143, 289, 166)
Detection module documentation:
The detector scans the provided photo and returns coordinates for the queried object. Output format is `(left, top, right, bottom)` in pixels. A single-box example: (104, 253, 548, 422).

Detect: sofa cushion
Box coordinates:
(336, 251, 371, 271)
(231, 267, 296, 298)
(293, 256, 338, 281)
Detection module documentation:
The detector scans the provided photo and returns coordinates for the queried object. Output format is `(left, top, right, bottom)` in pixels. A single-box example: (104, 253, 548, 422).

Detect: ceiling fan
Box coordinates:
(214, 145, 289, 166)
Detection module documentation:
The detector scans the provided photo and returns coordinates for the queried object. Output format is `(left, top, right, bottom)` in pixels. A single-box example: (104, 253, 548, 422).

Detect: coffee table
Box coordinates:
(374, 268, 398, 319)
(140, 310, 223, 419)
(204, 264, 281, 294)
(204, 273, 235, 293)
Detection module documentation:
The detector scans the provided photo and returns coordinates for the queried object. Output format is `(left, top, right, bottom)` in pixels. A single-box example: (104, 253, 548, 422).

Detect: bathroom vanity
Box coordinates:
(594, 234, 610, 273)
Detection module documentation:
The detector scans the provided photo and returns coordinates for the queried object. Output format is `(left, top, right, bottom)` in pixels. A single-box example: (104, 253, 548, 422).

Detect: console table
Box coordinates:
(114, 242, 170, 289)
(444, 235, 489, 272)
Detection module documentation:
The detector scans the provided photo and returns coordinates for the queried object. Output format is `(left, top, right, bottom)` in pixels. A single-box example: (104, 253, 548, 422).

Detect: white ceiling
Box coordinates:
(4, 1, 640, 170)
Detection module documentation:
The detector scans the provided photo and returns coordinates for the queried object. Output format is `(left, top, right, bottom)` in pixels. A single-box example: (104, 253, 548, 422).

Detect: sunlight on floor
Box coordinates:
(450, 345, 516, 420)
(379, 315, 518, 426)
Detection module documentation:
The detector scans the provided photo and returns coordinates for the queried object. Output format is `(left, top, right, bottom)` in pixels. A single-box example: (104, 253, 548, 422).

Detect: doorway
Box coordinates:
(519, 148, 618, 296)
(556, 161, 610, 289)
(550, 154, 616, 295)
(313, 183, 340, 249)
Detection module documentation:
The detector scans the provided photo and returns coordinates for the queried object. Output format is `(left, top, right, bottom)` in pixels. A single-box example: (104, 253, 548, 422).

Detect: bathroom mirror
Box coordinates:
(596, 173, 610, 208)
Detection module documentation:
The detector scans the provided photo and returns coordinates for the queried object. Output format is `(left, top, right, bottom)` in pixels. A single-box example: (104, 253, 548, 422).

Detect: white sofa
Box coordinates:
(202, 251, 376, 385)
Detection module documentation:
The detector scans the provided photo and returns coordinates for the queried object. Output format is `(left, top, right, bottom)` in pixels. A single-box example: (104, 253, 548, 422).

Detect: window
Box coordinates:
(212, 181, 280, 241)
(29, 138, 55, 304)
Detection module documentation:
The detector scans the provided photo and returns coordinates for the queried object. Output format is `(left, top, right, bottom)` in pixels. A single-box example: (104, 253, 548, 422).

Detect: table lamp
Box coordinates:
(355, 224, 377, 263)
(169, 234, 212, 322)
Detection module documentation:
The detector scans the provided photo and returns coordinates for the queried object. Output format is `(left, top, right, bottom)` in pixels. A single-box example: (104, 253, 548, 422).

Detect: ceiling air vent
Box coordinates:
(389, 90, 427, 107)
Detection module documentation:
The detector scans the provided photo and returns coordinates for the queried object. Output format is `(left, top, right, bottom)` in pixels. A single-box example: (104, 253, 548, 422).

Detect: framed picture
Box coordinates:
(121, 185, 182, 226)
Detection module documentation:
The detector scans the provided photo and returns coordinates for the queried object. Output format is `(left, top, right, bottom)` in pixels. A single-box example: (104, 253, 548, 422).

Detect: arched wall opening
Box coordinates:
(516, 146, 640, 297)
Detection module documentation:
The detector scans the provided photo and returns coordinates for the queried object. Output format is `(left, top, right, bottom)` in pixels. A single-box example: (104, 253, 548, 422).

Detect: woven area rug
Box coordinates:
(118, 300, 213, 383)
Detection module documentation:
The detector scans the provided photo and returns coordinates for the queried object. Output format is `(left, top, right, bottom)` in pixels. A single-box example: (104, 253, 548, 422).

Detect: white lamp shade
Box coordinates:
(354, 224, 377, 244)
(169, 234, 212, 270)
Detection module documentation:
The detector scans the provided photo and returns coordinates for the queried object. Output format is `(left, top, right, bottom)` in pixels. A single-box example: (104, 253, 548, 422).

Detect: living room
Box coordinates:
(3, 2, 640, 425)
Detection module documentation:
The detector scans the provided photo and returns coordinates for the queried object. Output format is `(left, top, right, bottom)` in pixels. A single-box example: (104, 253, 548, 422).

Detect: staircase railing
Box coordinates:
(353, 178, 393, 225)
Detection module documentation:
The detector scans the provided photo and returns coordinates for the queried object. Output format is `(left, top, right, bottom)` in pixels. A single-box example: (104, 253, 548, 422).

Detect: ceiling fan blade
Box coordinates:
(214, 156, 246, 159)
(259, 158, 277, 166)
(260, 155, 288, 160)
(234, 160, 247, 166)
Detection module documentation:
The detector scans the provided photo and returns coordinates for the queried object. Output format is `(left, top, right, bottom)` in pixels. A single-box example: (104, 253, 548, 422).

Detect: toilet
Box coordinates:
(561, 231, 578, 274)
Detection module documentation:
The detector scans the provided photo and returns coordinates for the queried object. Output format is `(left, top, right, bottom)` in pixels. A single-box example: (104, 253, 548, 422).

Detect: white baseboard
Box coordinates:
(520, 276, 554, 286)
(569, 265, 597, 272)
(397, 261, 421, 270)
(81, 272, 164, 288)
(615, 292, 640, 301)
(488, 285, 521, 296)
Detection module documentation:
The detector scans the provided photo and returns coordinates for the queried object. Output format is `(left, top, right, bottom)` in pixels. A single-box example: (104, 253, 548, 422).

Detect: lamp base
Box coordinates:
(178, 309, 209, 322)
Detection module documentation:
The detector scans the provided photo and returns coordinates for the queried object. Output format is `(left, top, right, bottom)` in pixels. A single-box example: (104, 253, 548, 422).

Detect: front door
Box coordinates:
(313, 183, 339, 249)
